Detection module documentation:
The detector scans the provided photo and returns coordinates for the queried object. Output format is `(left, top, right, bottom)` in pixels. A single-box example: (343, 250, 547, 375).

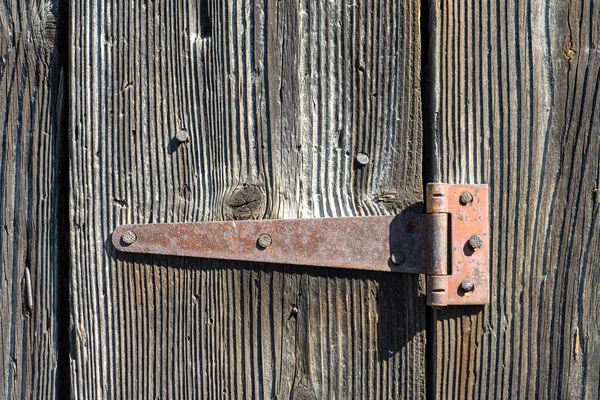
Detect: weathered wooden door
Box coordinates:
(1, 0, 598, 398)
(70, 1, 427, 398)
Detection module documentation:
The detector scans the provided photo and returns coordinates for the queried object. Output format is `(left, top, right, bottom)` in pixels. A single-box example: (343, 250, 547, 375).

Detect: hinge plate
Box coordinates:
(112, 183, 489, 306)
(426, 183, 489, 306)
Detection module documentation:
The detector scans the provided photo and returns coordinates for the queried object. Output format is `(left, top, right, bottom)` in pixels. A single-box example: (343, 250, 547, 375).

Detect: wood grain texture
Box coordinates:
(0, 0, 65, 398)
(429, 0, 600, 398)
(70, 0, 425, 398)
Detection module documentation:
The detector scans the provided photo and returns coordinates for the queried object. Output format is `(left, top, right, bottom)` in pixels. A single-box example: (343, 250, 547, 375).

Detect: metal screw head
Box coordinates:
(391, 251, 406, 265)
(175, 131, 189, 143)
(468, 234, 483, 250)
(355, 152, 370, 166)
(460, 191, 473, 205)
(121, 230, 137, 245)
(461, 280, 475, 292)
(257, 234, 272, 249)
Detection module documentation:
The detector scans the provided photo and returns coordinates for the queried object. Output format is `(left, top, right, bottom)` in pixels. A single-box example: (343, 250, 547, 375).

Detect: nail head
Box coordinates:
(257, 233, 272, 249)
(121, 230, 137, 245)
(460, 191, 473, 205)
(391, 251, 406, 265)
(468, 234, 483, 250)
(461, 280, 475, 292)
(356, 152, 370, 166)
(175, 131, 189, 143)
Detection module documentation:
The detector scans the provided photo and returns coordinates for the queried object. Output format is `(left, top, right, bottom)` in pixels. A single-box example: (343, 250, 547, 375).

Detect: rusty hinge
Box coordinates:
(112, 183, 489, 306)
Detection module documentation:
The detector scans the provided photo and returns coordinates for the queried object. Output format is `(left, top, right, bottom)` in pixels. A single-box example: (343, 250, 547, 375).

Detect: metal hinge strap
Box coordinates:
(112, 183, 489, 306)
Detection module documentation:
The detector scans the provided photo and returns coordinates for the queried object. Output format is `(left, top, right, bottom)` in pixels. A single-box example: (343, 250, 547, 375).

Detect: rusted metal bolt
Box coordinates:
(468, 234, 483, 250)
(355, 152, 370, 166)
(121, 230, 137, 245)
(391, 251, 406, 265)
(257, 234, 272, 249)
(461, 280, 475, 292)
(460, 191, 473, 205)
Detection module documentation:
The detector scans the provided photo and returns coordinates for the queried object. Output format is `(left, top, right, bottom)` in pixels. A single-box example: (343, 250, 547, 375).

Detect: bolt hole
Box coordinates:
(405, 223, 418, 234)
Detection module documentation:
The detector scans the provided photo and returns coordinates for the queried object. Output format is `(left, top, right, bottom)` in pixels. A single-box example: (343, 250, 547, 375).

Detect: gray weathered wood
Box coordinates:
(70, 1, 425, 398)
(429, 0, 600, 398)
(0, 0, 66, 398)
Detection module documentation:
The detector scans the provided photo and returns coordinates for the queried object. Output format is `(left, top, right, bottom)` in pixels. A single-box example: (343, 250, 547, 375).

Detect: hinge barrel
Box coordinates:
(426, 213, 448, 276)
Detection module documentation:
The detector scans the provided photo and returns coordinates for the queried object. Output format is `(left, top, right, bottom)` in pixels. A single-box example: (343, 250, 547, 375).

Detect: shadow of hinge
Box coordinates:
(112, 183, 489, 307)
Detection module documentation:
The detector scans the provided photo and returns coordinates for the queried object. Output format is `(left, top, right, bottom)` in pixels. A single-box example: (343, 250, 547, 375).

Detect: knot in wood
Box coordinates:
(31, 1, 60, 54)
(225, 184, 266, 220)
(291, 386, 315, 400)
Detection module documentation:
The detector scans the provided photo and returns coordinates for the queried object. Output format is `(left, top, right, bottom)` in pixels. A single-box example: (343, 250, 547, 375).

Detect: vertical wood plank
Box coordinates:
(429, 0, 600, 397)
(0, 0, 66, 398)
(70, 0, 426, 398)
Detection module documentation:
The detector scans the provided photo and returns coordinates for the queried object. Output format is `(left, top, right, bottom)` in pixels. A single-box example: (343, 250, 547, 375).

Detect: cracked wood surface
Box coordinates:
(0, 0, 66, 398)
(429, 0, 600, 398)
(70, 1, 426, 398)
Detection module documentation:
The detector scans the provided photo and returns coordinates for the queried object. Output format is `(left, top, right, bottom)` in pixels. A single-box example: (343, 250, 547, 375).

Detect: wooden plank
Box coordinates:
(70, 0, 426, 398)
(0, 1, 66, 398)
(429, 0, 600, 398)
